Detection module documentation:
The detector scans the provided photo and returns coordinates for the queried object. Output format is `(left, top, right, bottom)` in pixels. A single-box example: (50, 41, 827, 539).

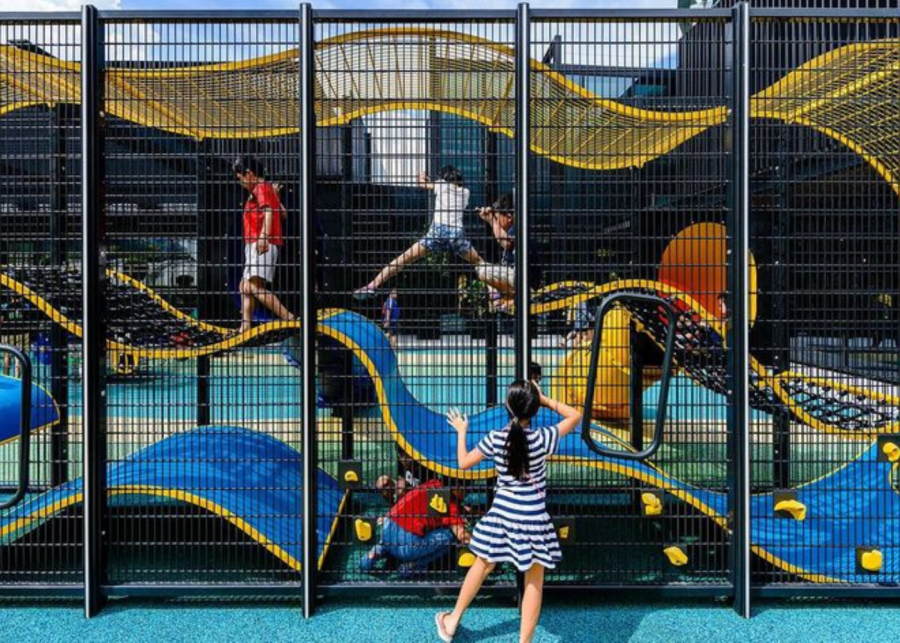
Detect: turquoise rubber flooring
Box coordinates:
(4, 596, 900, 642)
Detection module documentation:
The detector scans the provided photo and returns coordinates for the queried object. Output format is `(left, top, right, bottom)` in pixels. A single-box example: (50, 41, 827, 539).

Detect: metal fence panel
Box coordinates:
(748, 13, 900, 590)
(0, 3, 898, 613)
(529, 13, 735, 589)
(0, 16, 84, 592)
(312, 12, 519, 591)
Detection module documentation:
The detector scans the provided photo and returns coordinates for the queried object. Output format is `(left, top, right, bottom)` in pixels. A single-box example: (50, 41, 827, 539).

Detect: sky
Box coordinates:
(6, 0, 680, 12)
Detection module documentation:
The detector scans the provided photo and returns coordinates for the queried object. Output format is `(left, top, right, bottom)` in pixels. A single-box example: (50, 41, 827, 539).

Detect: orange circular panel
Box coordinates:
(658, 222, 757, 324)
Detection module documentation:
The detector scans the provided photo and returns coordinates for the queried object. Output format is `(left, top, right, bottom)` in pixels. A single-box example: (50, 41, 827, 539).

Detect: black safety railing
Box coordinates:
(0, 2, 897, 619)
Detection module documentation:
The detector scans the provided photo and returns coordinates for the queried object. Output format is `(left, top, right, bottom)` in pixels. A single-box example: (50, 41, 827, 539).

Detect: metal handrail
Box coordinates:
(580, 293, 678, 461)
(0, 346, 32, 509)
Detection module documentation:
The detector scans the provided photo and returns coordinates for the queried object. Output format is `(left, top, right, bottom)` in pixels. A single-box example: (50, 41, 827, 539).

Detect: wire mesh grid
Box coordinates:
(0, 19, 83, 586)
(0, 5, 897, 600)
(530, 16, 733, 587)
(98, 18, 305, 586)
(314, 16, 519, 588)
(748, 14, 900, 587)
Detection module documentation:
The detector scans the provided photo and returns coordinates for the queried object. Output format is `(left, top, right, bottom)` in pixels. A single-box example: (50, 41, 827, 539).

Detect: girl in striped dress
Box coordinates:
(436, 381, 582, 643)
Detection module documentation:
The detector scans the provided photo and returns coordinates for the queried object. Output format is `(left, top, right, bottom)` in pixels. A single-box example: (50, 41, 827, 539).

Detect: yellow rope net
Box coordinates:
(1, 28, 897, 193)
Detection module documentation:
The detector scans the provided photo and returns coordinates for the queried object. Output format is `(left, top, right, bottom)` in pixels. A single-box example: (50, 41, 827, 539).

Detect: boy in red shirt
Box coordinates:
(361, 479, 470, 576)
(234, 156, 295, 334)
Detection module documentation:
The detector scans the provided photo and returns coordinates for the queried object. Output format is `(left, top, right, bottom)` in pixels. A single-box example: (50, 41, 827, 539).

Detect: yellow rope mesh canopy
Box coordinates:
(0, 46, 81, 116)
(316, 29, 518, 137)
(0, 29, 898, 191)
(109, 52, 301, 140)
(753, 40, 900, 193)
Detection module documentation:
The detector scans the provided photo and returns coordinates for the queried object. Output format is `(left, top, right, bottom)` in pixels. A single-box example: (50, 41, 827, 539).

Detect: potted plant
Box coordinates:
(457, 275, 493, 340)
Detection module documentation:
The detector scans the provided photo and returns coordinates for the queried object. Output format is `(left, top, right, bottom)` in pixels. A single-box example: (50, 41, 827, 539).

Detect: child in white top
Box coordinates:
(354, 166, 483, 300)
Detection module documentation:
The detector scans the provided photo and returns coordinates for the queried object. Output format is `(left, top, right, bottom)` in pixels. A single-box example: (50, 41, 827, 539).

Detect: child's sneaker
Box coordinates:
(353, 286, 377, 301)
(398, 561, 428, 579)
(359, 544, 384, 573)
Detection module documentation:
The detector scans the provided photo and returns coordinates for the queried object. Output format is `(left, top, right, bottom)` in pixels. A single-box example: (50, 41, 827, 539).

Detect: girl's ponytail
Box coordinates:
(504, 380, 540, 480)
(505, 417, 529, 480)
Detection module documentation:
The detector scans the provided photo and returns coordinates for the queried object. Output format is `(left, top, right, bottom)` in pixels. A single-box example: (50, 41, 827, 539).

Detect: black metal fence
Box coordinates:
(0, 3, 897, 618)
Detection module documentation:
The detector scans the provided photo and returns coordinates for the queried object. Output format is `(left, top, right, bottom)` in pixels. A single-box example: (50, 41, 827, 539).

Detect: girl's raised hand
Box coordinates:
(531, 380, 550, 406)
(446, 407, 469, 434)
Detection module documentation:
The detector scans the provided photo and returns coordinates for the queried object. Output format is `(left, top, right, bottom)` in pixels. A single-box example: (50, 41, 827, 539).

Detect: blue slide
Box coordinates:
(1, 307, 895, 582)
(0, 374, 59, 444)
(0, 426, 346, 572)
(320, 309, 900, 583)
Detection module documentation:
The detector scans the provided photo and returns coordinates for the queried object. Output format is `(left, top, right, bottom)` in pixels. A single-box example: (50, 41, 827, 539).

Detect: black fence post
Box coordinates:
(771, 133, 791, 491)
(629, 325, 644, 452)
(49, 105, 69, 488)
(727, 0, 752, 619)
(485, 129, 499, 408)
(196, 140, 212, 428)
(514, 1, 531, 382)
(300, 1, 319, 618)
(514, 0, 531, 608)
(81, 3, 107, 618)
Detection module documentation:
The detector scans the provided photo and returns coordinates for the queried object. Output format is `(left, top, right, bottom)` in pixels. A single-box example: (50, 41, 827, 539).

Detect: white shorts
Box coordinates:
(242, 243, 279, 283)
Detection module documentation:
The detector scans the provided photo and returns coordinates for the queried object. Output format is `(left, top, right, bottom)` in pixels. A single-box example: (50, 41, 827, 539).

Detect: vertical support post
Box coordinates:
(339, 125, 355, 459)
(514, 2, 531, 382)
(341, 124, 353, 298)
(514, 1, 531, 607)
(81, 4, 107, 618)
(771, 135, 790, 490)
(196, 140, 211, 427)
(629, 325, 644, 452)
(49, 105, 69, 487)
(485, 130, 499, 407)
(300, 1, 318, 618)
(727, 1, 751, 619)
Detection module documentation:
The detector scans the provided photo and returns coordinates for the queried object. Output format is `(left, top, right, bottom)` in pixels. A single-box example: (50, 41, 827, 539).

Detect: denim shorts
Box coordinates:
(419, 224, 473, 256)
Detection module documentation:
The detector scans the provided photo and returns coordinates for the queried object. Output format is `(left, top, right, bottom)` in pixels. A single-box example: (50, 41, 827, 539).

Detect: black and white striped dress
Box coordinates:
(468, 424, 562, 571)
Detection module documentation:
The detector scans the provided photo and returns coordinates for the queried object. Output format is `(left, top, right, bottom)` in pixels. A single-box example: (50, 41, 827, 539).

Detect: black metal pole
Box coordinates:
(514, 1, 531, 382)
(196, 140, 211, 427)
(771, 131, 791, 491)
(49, 105, 69, 487)
(81, 3, 107, 618)
(629, 325, 644, 452)
(727, 1, 751, 619)
(485, 130, 499, 407)
(300, 1, 319, 618)
(514, 0, 531, 608)
(339, 124, 355, 458)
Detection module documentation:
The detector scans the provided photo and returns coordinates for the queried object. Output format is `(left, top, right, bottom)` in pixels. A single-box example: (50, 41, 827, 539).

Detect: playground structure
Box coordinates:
(0, 4, 898, 618)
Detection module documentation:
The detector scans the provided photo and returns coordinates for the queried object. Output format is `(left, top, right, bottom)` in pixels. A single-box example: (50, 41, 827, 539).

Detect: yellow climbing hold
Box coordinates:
(641, 492, 663, 517)
(113, 353, 139, 375)
(458, 551, 476, 568)
(774, 499, 807, 522)
(882, 442, 900, 463)
(861, 549, 883, 573)
(344, 470, 359, 483)
(663, 546, 688, 567)
(354, 519, 373, 542)
(429, 494, 448, 514)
